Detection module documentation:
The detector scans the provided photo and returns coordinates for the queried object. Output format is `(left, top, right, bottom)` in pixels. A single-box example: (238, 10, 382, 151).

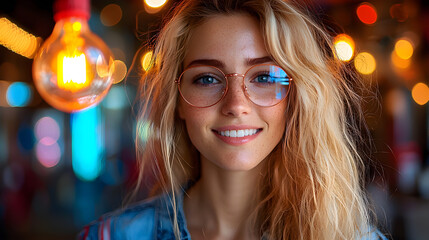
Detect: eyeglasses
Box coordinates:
(175, 64, 292, 108)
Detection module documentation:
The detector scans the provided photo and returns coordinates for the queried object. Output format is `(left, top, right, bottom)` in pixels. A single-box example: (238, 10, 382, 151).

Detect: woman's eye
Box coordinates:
(194, 75, 220, 85)
(253, 74, 273, 83)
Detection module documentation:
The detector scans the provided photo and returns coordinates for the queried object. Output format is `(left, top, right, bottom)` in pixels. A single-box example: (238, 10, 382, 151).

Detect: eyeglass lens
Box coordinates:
(178, 65, 291, 107)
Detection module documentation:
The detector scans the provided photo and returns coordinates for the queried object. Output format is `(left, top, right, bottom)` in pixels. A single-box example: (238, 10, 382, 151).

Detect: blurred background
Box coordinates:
(0, 0, 428, 239)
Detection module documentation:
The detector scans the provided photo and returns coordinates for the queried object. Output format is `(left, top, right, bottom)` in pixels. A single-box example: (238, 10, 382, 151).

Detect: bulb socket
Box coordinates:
(54, 0, 90, 21)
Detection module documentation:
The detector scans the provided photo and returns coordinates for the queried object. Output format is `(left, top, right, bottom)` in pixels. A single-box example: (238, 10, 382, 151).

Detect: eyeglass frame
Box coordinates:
(174, 63, 293, 108)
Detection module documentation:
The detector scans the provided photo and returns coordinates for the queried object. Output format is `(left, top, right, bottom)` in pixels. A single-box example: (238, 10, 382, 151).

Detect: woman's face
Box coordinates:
(178, 14, 287, 171)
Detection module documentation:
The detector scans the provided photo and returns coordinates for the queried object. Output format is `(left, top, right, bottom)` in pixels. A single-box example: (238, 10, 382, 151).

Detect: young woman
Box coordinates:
(79, 0, 387, 239)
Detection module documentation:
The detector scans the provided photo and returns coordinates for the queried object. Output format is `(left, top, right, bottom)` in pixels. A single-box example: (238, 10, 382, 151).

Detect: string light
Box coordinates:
(0, 18, 42, 58)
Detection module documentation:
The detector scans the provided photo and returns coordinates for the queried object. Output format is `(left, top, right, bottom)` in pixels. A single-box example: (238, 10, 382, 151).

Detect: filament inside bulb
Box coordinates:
(56, 20, 91, 92)
(57, 50, 89, 92)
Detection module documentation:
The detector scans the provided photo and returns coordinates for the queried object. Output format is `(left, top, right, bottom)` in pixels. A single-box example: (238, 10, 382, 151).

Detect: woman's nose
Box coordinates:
(220, 76, 252, 117)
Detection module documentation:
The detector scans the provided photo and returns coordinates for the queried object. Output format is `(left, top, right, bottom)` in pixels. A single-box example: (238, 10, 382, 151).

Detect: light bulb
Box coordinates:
(33, 0, 114, 113)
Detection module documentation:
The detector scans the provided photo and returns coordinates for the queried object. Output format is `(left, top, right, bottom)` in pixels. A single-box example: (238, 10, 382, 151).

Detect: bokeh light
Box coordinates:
(354, 52, 376, 75)
(391, 51, 411, 69)
(141, 51, 154, 71)
(333, 34, 355, 62)
(36, 140, 61, 168)
(100, 4, 123, 27)
(6, 82, 32, 107)
(137, 120, 151, 144)
(111, 60, 127, 84)
(390, 4, 409, 22)
(395, 39, 414, 60)
(72, 107, 104, 181)
(0, 18, 41, 58)
(356, 3, 377, 25)
(411, 83, 429, 105)
(145, 0, 167, 8)
(35, 117, 60, 142)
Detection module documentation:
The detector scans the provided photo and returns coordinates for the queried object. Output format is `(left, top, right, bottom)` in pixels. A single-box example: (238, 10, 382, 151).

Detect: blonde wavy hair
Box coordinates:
(134, 0, 375, 239)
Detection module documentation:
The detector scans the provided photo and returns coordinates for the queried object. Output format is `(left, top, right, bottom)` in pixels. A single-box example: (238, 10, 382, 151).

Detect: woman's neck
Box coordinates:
(184, 157, 264, 240)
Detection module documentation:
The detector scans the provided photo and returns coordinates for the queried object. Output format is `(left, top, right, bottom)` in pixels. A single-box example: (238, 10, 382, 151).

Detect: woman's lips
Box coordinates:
(212, 127, 262, 145)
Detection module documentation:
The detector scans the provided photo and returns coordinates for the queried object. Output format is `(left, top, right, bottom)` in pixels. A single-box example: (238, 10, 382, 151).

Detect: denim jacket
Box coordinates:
(78, 190, 191, 240)
(78, 188, 387, 240)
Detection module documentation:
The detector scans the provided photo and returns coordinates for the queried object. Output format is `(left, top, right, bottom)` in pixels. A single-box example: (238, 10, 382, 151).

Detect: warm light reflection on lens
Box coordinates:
(391, 51, 411, 69)
(354, 52, 376, 75)
(356, 3, 377, 25)
(0, 18, 41, 58)
(100, 4, 123, 27)
(145, 0, 167, 8)
(333, 34, 355, 62)
(395, 39, 414, 60)
(412, 83, 429, 105)
(111, 60, 127, 84)
(141, 51, 153, 71)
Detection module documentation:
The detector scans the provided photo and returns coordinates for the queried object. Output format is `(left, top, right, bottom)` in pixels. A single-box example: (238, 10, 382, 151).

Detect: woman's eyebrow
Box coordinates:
(185, 56, 274, 69)
(246, 56, 274, 66)
(185, 59, 224, 69)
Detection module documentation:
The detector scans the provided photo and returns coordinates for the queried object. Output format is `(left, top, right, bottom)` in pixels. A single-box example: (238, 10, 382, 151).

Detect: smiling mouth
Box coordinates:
(214, 129, 262, 137)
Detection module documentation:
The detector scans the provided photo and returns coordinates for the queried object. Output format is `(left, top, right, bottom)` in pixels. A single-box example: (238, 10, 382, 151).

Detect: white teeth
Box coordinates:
(218, 129, 259, 137)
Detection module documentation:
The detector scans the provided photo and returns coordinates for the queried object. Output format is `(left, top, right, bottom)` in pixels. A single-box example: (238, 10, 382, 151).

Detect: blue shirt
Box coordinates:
(78, 189, 387, 240)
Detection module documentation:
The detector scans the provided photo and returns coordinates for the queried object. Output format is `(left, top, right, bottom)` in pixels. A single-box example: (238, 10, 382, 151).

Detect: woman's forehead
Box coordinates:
(183, 14, 268, 70)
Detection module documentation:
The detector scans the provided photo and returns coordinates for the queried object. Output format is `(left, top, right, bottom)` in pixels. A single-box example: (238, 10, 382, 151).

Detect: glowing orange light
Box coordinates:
(57, 50, 90, 92)
(395, 39, 414, 60)
(33, 17, 114, 113)
(411, 83, 429, 105)
(354, 52, 376, 75)
(391, 51, 411, 69)
(141, 51, 153, 71)
(111, 60, 127, 84)
(0, 18, 41, 58)
(145, 0, 167, 8)
(356, 3, 377, 25)
(333, 34, 355, 62)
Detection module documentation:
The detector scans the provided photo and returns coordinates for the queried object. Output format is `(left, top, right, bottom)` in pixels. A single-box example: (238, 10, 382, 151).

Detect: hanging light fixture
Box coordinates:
(33, 0, 114, 113)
